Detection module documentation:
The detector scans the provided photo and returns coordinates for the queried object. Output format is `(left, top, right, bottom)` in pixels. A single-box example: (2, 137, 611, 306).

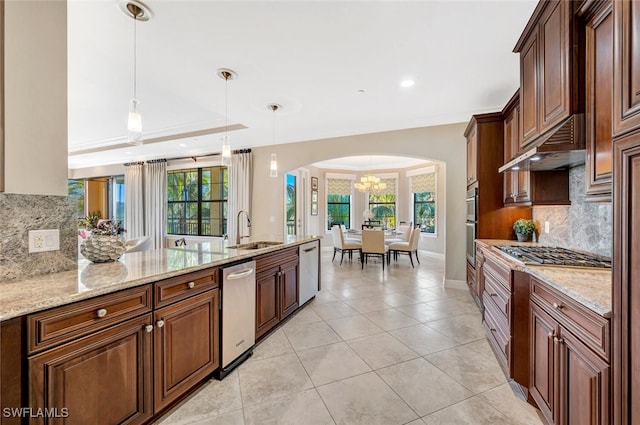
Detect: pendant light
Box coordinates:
(217, 68, 237, 167)
(125, 3, 144, 145)
(268, 104, 281, 177)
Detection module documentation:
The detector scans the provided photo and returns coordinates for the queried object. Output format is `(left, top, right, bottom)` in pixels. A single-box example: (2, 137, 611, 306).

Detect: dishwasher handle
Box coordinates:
(226, 268, 254, 280)
(303, 246, 317, 253)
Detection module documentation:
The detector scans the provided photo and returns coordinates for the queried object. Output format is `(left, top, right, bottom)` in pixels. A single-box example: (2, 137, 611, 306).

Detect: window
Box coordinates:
(326, 177, 353, 230)
(414, 192, 436, 233)
(68, 179, 86, 220)
(327, 194, 350, 229)
(368, 193, 396, 228)
(286, 174, 296, 235)
(410, 170, 436, 234)
(167, 166, 228, 237)
(111, 176, 125, 225)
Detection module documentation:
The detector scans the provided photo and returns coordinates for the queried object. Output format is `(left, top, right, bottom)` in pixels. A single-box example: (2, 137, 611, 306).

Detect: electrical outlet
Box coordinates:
(29, 229, 60, 253)
(544, 221, 550, 234)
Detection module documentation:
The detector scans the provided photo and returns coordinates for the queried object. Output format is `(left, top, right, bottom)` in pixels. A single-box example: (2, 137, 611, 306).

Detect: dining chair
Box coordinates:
(384, 224, 411, 245)
(388, 227, 421, 267)
(361, 229, 388, 270)
(174, 238, 187, 247)
(340, 224, 360, 244)
(125, 236, 152, 253)
(331, 225, 362, 265)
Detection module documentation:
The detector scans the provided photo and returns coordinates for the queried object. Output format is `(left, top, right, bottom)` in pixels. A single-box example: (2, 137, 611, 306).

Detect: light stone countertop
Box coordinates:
(0, 235, 321, 322)
(476, 239, 612, 318)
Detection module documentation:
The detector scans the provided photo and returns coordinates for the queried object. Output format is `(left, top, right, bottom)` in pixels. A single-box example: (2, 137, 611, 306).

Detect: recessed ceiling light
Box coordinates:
(400, 79, 415, 88)
(124, 151, 132, 155)
(179, 143, 187, 147)
(357, 89, 365, 94)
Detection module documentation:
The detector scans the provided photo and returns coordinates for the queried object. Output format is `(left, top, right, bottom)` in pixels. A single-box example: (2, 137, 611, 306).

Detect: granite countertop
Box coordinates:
(0, 235, 321, 322)
(476, 239, 612, 318)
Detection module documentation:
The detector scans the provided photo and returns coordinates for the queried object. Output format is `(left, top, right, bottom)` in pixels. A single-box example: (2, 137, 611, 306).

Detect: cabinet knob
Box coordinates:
(145, 325, 153, 333)
(96, 308, 107, 318)
(548, 331, 555, 338)
(188, 281, 195, 289)
(156, 320, 165, 328)
(554, 336, 564, 344)
(553, 302, 563, 310)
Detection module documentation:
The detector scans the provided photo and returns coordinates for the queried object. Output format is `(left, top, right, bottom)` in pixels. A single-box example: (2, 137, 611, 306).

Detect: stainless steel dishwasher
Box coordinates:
(216, 260, 256, 380)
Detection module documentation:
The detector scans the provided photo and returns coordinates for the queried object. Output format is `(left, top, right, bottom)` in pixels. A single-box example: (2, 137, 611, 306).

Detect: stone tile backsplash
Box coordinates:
(0, 193, 77, 282)
(533, 165, 612, 258)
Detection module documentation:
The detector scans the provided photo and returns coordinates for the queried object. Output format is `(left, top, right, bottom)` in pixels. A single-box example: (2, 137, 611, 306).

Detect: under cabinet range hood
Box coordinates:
(499, 114, 585, 173)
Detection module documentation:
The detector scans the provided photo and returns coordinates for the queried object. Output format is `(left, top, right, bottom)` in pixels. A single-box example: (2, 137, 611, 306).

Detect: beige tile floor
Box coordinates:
(157, 248, 544, 425)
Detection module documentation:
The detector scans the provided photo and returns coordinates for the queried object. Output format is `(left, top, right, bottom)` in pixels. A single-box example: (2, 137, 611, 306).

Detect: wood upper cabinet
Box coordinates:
(29, 314, 154, 425)
(516, 0, 584, 149)
(466, 124, 478, 187)
(583, 0, 614, 201)
(255, 248, 299, 340)
(153, 290, 218, 413)
(503, 91, 532, 205)
(612, 0, 640, 137)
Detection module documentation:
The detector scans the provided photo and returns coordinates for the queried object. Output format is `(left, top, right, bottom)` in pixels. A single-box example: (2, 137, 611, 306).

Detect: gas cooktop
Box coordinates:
(498, 245, 612, 268)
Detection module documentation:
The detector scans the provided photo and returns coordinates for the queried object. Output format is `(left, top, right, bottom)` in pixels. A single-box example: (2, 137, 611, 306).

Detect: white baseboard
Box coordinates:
(443, 279, 467, 289)
(417, 250, 444, 260)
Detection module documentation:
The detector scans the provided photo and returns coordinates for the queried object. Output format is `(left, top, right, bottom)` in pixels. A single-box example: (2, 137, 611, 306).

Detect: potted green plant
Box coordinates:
(513, 218, 535, 242)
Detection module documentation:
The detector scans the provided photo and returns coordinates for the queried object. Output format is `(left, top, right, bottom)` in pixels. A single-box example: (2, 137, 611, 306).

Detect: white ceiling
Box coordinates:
(67, 0, 537, 170)
(312, 155, 432, 172)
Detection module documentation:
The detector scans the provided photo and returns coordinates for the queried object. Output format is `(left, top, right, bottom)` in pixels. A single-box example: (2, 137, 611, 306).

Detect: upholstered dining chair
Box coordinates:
(125, 236, 152, 253)
(384, 224, 412, 245)
(340, 224, 360, 244)
(388, 227, 421, 267)
(331, 225, 362, 265)
(361, 229, 388, 270)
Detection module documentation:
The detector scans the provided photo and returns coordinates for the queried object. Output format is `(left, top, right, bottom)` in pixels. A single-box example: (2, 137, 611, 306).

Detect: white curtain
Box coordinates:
(144, 160, 167, 250)
(124, 162, 144, 238)
(228, 150, 253, 245)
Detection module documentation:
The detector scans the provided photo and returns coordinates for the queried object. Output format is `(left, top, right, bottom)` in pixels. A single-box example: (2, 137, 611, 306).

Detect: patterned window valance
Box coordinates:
(411, 173, 436, 193)
(327, 178, 352, 195)
(377, 178, 396, 196)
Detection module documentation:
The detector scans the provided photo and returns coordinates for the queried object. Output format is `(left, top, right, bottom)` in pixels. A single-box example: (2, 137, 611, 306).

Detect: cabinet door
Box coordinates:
(256, 267, 279, 339)
(29, 315, 153, 425)
(279, 260, 299, 320)
(504, 106, 519, 204)
(613, 135, 640, 425)
(530, 302, 558, 425)
(539, 0, 571, 132)
(613, 0, 640, 137)
(585, 2, 614, 201)
(521, 33, 539, 147)
(154, 290, 218, 413)
(558, 327, 610, 425)
(466, 126, 478, 186)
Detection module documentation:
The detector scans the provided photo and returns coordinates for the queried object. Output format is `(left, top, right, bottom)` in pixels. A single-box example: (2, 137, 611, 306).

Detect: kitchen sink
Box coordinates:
(227, 241, 283, 250)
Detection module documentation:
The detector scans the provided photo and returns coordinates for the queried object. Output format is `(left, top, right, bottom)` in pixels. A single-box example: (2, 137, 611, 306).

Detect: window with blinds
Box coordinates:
(411, 172, 436, 234)
(327, 178, 352, 230)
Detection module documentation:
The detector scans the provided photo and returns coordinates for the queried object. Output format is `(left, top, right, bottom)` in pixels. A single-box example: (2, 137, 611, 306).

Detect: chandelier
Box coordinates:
(354, 173, 387, 192)
(355, 157, 387, 193)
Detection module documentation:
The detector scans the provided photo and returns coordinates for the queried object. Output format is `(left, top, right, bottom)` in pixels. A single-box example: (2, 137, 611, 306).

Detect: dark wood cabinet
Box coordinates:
(530, 277, 611, 425)
(503, 91, 534, 206)
(153, 290, 218, 412)
(29, 314, 154, 425)
(256, 264, 280, 339)
(612, 131, 640, 425)
(612, 0, 640, 137)
(515, 0, 584, 149)
(466, 124, 478, 187)
(582, 0, 614, 201)
(255, 248, 299, 340)
(530, 301, 558, 424)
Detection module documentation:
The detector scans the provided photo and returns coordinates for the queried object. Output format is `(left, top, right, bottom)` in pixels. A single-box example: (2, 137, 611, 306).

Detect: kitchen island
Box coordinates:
(0, 235, 321, 425)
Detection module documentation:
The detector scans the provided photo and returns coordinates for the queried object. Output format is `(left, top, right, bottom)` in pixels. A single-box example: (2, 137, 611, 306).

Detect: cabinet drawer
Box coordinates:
(155, 268, 218, 308)
(531, 277, 610, 361)
(466, 262, 476, 293)
(483, 251, 511, 291)
(484, 268, 511, 320)
(483, 295, 510, 373)
(28, 285, 152, 354)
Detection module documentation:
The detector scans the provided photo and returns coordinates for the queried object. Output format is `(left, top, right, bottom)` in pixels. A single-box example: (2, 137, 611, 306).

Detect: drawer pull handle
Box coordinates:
(553, 302, 563, 310)
(188, 281, 195, 289)
(145, 325, 153, 333)
(96, 308, 107, 318)
(489, 293, 497, 297)
(490, 328, 497, 332)
(156, 320, 165, 328)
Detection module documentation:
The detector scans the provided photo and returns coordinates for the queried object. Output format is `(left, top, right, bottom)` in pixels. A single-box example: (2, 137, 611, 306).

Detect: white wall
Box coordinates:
(4, 0, 67, 196)
(252, 123, 467, 282)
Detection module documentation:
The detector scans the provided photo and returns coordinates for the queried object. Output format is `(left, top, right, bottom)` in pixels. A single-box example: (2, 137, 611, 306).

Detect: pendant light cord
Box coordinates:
(133, 14, 137, 99)
(272, 106, 276, 147)
(225, 74, 229, 136)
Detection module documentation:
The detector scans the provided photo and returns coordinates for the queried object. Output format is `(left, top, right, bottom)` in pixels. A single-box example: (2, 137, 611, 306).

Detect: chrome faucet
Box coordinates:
(236, 210, 251, 245)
